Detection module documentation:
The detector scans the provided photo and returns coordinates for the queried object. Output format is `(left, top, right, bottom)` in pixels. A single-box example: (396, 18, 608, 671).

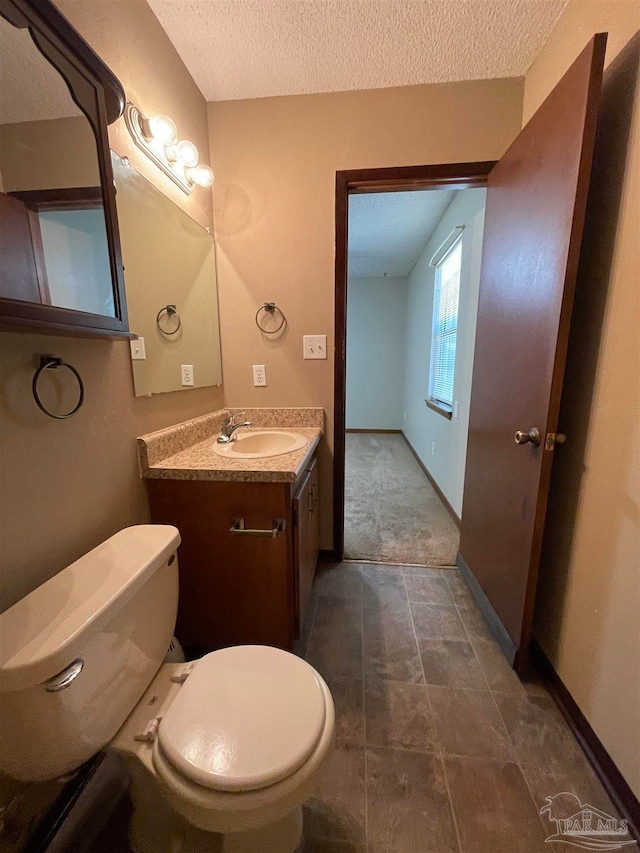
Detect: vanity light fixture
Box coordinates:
(147, 114, 177, 146)
(174, 140, 199, 167)
(188, 164, 214, 188)
(124, 102, 213, 195)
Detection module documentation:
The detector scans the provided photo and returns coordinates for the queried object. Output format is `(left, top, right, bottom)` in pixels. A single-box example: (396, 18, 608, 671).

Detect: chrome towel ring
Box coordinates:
(255, 302, 287, 335)
(32, 355, 85, 419)
(156, 304, 181, 335)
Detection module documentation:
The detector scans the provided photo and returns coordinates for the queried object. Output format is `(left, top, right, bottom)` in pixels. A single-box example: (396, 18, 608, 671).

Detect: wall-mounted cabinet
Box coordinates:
(0, 0, 129, 338)
(146, 453, 320, 654)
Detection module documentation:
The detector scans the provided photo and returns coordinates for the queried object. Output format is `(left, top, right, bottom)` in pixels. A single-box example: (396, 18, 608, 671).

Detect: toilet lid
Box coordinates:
(157, 646, 327, 792)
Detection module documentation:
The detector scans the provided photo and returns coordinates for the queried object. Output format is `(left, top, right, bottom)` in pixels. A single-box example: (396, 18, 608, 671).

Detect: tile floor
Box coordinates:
(295, 562, 637, 853)
(93, 561, 636, 853)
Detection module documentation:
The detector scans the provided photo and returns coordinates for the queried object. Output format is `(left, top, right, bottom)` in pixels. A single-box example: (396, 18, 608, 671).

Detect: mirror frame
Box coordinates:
(0, 0, 131, 338)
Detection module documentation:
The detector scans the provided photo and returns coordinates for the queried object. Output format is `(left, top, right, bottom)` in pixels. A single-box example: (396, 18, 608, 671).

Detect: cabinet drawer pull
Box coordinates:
(230, 518, 286, 538)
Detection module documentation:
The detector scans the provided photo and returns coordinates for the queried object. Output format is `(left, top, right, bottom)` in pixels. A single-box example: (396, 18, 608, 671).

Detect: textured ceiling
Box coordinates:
(0, 18, 82, 124)
(147, 0, 566, 102)
(348, 189, 457, 278)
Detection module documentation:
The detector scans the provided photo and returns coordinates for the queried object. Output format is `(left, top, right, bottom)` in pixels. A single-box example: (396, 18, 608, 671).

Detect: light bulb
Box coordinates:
(189, 164, 214, 188)
(147, 114, 177, 145)
(175, 140, 199, 168)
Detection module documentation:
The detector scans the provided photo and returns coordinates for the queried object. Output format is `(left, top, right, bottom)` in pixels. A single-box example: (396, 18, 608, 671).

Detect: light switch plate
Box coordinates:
(303, 335, 327, 359)
(130, 337, 146, 360)
(453, 400, 459, 419)
(181, 364, 194, 386)
(253, 364, 267, 386)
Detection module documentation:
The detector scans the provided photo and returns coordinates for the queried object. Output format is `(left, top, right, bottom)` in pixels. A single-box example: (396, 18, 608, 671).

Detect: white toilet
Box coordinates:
(0, 525, 335, 853)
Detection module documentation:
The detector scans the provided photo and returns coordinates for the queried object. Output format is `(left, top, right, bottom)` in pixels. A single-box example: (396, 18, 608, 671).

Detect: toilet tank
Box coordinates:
(0, 525, 180, 782)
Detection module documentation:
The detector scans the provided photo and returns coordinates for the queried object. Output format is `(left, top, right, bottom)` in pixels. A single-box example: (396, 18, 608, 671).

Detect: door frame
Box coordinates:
(333, 161, 496, 560)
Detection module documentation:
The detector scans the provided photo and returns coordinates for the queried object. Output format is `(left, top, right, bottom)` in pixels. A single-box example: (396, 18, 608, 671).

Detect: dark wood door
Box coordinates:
(459, 34, 607, 668)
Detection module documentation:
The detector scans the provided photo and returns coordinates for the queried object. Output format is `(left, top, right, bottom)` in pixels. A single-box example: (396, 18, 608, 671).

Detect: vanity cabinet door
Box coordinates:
(147, 478, 295, 654)
(307, 459, 320, 579)
(294, 456, 319, 631)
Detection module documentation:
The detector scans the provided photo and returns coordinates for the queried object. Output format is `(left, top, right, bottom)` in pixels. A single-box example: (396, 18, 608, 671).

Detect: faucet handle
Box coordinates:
(230, 410, 246, 423)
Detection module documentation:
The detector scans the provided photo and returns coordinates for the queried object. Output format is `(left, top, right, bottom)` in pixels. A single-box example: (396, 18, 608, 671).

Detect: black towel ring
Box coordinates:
(255, 302, 287, 335)
(156, 304, 181, 335)
(32, 355, 85, 420)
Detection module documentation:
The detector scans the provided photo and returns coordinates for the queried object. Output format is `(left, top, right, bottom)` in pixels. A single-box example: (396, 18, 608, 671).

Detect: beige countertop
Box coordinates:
(137, 408, 323, 483)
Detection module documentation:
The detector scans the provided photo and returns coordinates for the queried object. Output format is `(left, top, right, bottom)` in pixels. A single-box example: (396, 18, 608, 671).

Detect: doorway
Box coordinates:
(334, 163, 495, 563)
(334, 36, 604, 665)
(343, 184, 487, 565)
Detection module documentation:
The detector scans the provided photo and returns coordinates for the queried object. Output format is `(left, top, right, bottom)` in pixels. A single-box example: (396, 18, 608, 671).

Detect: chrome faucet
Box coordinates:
(217, 411, 252, 444)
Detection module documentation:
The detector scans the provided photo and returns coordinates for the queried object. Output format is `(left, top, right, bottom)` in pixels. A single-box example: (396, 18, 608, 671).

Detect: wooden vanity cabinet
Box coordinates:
(293, 457, 320, 631)
(146, 452, 320, 654)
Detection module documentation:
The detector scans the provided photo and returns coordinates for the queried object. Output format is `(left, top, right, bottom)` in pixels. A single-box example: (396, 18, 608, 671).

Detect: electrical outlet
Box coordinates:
(431, 441, 436, 456)
(303, 335, 327, 360)
(130, 337, 146, 360)
(181, 364, 194, 386)
(253, 364, 267, 386)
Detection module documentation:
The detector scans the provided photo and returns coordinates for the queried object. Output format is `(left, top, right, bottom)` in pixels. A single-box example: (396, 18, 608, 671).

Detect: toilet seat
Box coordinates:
(156, 646, 327, 793)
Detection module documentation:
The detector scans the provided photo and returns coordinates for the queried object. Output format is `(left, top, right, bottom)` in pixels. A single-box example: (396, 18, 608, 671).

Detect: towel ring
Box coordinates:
(156, 304, 181, 335)
(255, 302, 287, 335)
(32, 355, 85, 420)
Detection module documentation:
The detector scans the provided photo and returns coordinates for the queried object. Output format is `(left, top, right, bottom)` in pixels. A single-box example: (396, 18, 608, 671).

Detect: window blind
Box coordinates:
(430, 237, 462, 407)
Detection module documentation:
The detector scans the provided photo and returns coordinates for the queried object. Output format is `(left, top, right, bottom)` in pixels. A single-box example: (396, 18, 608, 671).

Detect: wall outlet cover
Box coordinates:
(181, 364, 194, 386)
(303, 335, 327, 360)
(130, 338, 146, 360)
(253, 364, 267, 386)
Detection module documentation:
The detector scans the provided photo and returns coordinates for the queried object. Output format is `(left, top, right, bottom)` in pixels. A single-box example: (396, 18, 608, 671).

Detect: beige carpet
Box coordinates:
(344, 432, 459, 565)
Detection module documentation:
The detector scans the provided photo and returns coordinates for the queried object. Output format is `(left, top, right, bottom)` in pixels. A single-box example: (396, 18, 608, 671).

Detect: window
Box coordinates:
(429, 236, 462, 410)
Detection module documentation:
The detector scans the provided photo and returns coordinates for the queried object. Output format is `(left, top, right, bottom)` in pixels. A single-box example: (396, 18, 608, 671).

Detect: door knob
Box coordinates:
(514, 428, 541, 447)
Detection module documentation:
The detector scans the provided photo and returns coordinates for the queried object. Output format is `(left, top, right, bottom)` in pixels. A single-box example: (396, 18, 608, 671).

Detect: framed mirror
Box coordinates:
(112, 152, 222, 396)
(0, 0, 129, 337)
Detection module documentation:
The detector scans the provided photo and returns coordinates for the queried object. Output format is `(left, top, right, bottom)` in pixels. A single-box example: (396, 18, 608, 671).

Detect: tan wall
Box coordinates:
(208, 77, 524, 546)
(57, 0, 213, 231)
(527, 3, 640, 797)
(0, 117, 100, 191)
(0, 0, 223, 611)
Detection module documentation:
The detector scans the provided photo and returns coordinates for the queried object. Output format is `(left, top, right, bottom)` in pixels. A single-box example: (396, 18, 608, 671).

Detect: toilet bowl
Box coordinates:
(113, 646, 335, 852)
(0, 525, 335, 853)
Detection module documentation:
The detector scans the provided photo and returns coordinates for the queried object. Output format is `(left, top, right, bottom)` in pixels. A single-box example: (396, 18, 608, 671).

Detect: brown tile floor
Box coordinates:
(94, 561, 636, 853)
(296, 562, 638, 853)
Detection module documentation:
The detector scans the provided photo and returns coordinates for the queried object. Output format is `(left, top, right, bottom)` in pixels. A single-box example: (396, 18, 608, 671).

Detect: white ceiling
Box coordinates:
(348, 189, 456, 278)
(147, 0, 566, 102)
(0, 17, 82, 124)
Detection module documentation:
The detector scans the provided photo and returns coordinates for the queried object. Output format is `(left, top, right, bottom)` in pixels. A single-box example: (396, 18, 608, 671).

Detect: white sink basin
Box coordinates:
(212, 430, 308, 459)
